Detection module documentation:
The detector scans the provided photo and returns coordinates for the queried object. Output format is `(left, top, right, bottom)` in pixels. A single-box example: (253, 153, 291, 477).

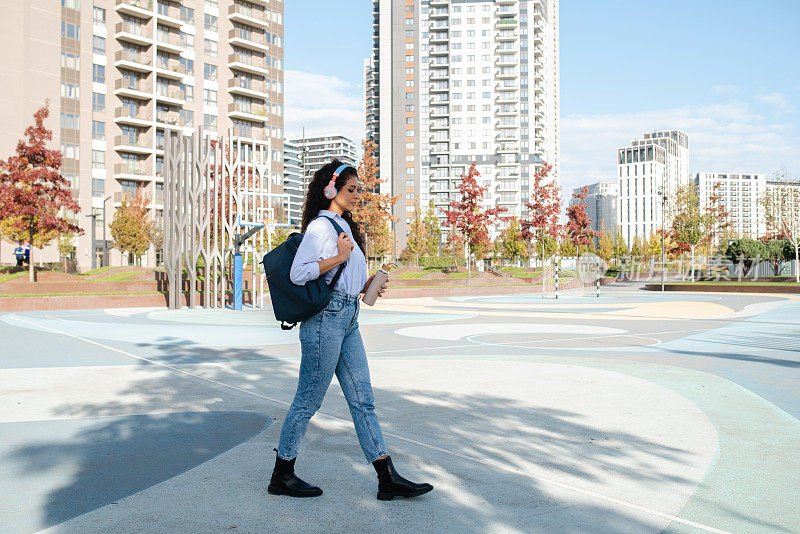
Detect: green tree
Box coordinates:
(423, 201, 441, 257)
(109, 187, 154, 265)
(501, 218, 525, 263)
(670, 183, 714, 281)
(611, 226, 627, 265)
(763, 239, 792, 276)
(725, 238, 766, 275)
(404, 197, 427, 265)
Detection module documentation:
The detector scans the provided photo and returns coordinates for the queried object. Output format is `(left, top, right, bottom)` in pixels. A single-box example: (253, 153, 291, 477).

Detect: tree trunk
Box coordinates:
(28, 219, 35, 282)
(690, 246, 695, 282)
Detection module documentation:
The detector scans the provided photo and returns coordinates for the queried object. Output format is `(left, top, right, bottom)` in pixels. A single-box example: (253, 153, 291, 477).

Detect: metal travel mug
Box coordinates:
(362, 262, 396, 306)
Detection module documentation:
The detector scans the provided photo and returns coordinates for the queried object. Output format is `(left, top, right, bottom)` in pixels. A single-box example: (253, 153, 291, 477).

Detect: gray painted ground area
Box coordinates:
(1, 287, 799, 533)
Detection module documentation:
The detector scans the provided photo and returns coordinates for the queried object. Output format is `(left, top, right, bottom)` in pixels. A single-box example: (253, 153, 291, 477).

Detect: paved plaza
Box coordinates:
(1, 287, 799, 533)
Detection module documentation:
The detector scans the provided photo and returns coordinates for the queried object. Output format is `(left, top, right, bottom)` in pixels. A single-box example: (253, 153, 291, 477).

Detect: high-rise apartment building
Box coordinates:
(0, 0, 284, 270)
(695, 172, 766, 239)
(282, 138, 303, 226)
(617, 130, 689, 247)
(287, 134, 358, 182)
(371, 0, 561, 256)
(570, 181, 618, 241)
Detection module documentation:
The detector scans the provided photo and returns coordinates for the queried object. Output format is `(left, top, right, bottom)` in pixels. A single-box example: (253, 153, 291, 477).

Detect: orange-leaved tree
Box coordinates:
(353, 138, 397, 262)
(0, 103, 81, 281)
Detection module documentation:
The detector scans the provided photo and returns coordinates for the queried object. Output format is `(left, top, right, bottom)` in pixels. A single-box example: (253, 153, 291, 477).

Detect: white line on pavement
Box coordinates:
(13, 314, 731, 534)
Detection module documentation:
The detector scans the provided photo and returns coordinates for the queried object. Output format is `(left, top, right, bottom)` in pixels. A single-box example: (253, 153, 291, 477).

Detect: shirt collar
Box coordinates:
(318, 210, 343, 221)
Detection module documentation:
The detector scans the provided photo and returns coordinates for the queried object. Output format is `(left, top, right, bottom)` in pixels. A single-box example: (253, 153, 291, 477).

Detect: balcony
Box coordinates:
(496, 182, 518, 192)
(114, 163, 149, 180)
(155, 5, 183, 27)
(495, 18, 518, 29)
(155, 85, 185, 105)
(429, 68, 449, 80)
(429, 106, 449, 118)
(429, 8, 448, 18)
(115, 22, 153, 45)
(495, 68, 518, 79)
(430, 82, 449, 93)
(155, 58, 186, 79)
(114, 50, 152, 72)
(232, 127, 269, 142)
(114, 135, 152, 154)
(429, 45, 449, 56)
(496, 129, 517, 141)
(430, 0, 448, 6)
(155, 110, 180, 126)
(155, 30, 184, 54)
(495, 45, 516, 55)
(495, 82, 519, 91)
(495, 30, 517, 42)
(430, 144, 449, 155)
(495, 106, 517, 117)
(430, 20, 449, 30)
(228, 4, 270, 29)
(496, 0, 517, 4)
(227, 77, 270, 98)
(228, 101, 269, 122)
(228, 28, 269, 52)
(429, 31, 449, 44)
(495, 92, 518, 104)
(114, 78, 152, 100)
(115, 0, 153, 19)
(114, 106, 152, 127)
(496, 144, 519, 154)
(497, 196, 518, 206)
(496, 158, 520, 167)
(429, 120, 449, 130)
(228, 53, 269, 75)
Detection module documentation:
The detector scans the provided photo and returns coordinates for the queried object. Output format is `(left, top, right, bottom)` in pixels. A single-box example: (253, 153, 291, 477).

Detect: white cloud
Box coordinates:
(560, 101, 800, 194)
(757, 92, 795, 111)
(711, 84, 739, 95)
(283, 70, 366, 147)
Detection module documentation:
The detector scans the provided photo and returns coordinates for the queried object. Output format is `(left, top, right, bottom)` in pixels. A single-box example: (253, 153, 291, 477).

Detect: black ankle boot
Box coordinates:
(372, 456, 433, 501)
(268, 450, 322, 497)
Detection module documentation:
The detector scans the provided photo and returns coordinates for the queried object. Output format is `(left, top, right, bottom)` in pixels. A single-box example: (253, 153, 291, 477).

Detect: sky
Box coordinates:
(284, 0, 800, 193)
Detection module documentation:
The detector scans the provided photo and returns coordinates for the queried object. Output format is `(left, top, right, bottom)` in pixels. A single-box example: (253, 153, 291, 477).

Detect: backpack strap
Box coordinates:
(318, 216, 348, 290)
(280, 321, 297, 330)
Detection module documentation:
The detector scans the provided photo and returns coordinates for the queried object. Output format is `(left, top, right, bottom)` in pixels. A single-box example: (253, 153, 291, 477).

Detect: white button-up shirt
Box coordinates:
(289, 210, 368, 296)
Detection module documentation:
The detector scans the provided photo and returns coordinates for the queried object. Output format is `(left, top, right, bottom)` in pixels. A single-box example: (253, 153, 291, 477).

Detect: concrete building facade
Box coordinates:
(0, 0, 284, 271)
(695, 172, 766, 239)
(371, 0, 561, 257)
(282, 138, 303, 227)
(570, 181, 618, 241)
(617, 130, 689, 247)
(286, 134, 358, 190)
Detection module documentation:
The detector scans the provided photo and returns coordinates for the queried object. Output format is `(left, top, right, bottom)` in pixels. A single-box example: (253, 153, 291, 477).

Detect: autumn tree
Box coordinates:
(353, 138, 397, 262)
(0, 103, 81, 281)
(596, 225, 614, 262)
(109, 187, 154, 265)
(520, 162, 560, 265)
(403, 196, 427, 265)
(704, 181, 731, 258)
(442, 162, 507, 268)
(611, 226, 627, 265)
(670, 183, 713, 281)
(565, 186, 600, 255)
(761, 187, 800, 282)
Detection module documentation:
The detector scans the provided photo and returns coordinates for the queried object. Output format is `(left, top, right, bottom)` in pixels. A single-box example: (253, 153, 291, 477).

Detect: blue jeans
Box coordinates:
(277, 291, 389, 463)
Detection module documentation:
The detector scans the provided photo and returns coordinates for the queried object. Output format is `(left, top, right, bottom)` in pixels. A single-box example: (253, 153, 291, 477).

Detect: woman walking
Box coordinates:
(269, 159, 433, 501)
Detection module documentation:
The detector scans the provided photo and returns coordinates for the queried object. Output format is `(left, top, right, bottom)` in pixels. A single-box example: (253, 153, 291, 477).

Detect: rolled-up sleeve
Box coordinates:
(289, 222, 325, 285)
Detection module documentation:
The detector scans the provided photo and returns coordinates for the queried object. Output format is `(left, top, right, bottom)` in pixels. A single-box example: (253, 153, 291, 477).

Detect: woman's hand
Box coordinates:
(336, 232, 354, 262)
(361, 273, 390, 296)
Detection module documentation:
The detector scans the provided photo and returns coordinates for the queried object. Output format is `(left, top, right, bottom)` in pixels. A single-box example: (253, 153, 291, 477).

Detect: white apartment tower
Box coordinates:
(371, 0, 561, 256)
(282, 139, 303, 226)
(695, 172, 766, 239)
(287, 134, 358, 182)
(617, 130, 689, 247)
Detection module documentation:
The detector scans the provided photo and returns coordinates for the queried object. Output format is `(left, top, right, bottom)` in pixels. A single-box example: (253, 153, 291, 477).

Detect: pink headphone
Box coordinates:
(324, 164, 351, 200)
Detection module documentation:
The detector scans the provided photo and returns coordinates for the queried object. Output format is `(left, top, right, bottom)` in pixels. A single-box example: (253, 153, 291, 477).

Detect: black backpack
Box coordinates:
(261, 216, 346, 330)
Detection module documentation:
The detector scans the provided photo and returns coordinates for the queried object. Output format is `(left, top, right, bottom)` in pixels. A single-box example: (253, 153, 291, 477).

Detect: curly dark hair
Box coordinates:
(301, 159, 366, 251)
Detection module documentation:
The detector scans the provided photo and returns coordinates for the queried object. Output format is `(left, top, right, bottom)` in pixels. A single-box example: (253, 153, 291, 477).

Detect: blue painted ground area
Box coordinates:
(1, 289, 799, 533)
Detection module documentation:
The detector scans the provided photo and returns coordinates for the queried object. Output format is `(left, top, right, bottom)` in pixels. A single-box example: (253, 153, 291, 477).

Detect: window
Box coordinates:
(61, 22, 80, 40)
(60, 143, 79, 159)
(180, 31, 194, 47)
(62, 0, 80, 7)
(91, 150, 105, 169)
(92, 121, 105, 140)
(93, 6, 105, 25)
(204, 38, 217, 57)
(93, 36, 105, 55)
(92, 64, 105, 83)
(92, 92, 105, 111)
(92, 178, 105, 198)
(204, 64, 217, 81)
(61, 52, 80, 70)
(60, 112, 79, 130)
(60, 82, 79, 99)
(183, 83, 194, 102)
(204, 13, 217, 32)
(204, 88, 217, 105)
(180, 5, 194, 23)
(180, 109, 194, 127)
(203, 114, 217, 131)
(179, 57, 194, 74)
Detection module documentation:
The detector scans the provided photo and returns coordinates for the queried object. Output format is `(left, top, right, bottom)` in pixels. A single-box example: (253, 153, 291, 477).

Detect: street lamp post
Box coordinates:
(103, 195, 112, 267)
(658, 186, 667, 292)
(85, 213, 98, 270)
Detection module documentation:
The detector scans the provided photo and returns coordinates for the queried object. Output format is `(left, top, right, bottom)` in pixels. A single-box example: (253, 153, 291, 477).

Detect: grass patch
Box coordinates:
(499, 266, 541, 278)
(90, 271, 142, 283)
(397, 270, 430, 279)
(0, 271, 27, 283)
(78, 266, 117, 276)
